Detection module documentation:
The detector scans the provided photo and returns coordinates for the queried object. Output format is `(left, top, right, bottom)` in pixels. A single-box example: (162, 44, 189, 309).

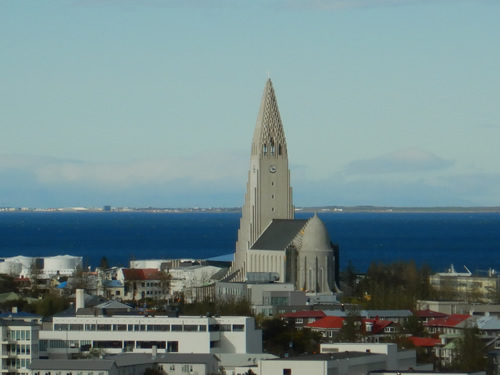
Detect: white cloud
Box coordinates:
(344, 148, 454, 175)
(0, 152, 247, 188)
(0, 152, 249, 207)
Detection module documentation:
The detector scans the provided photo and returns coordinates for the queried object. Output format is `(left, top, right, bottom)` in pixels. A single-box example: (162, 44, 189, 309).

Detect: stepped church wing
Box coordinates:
(231, 79, 339, 294)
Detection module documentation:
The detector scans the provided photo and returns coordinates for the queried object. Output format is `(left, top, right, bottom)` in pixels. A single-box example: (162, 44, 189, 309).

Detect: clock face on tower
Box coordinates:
(269, 165, 277, 173)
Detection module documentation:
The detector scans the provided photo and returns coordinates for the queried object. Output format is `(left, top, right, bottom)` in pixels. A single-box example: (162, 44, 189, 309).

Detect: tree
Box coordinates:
(28, 259, 44, 296)
(0, 274, 18, 294)
(336, 305, 363, 343)
(355, 261, 436, 310)
(143, 368, 166, 375)
(260, 318, 321, 356)
(403, 313, 427, 337)
(99, 256, 109, 270)
(340, 260, 358, 296)
(34, 293, 70, 317)
(70, 266, 93, 294)
(450, 325, 487, 372)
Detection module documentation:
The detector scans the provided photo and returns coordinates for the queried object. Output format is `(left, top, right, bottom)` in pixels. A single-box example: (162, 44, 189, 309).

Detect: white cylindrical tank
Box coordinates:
(0, 260, 23, 275)
(43, 255, 82, 275)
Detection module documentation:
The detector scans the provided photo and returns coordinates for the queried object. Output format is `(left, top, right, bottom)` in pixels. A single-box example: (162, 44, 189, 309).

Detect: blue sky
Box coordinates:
(1, 0, 499, 208)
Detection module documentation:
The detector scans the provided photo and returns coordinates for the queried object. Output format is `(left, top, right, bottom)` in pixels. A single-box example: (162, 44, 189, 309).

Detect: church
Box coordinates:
(232, 79, 339, 295)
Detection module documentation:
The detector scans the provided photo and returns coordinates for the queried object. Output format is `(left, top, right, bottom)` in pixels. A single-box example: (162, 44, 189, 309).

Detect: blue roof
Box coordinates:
(0, 311, 42, 319)
(57, 281, 68, 289)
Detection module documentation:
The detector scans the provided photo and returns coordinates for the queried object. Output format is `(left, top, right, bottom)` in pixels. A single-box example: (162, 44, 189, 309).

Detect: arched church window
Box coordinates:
(270, 139, 275, 155)
(278, 145, 282, 155)
(263, 144, 267, 155)
(308, 269, 313, 292)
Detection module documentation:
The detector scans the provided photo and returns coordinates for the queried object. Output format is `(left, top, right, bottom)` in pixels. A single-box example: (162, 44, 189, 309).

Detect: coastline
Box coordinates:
(1, 206, 499, 214)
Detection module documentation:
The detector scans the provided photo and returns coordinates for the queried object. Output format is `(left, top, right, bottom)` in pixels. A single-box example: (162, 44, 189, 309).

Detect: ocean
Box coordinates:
(0, 211, 499, 274)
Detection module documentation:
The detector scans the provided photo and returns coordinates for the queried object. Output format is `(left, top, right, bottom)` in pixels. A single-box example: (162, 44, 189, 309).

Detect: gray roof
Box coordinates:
(476, 315, 500, 331)
(107, 353, 157, 367)
(364, 310, 413, 318)
(251, 219, 307, 251)
(95, 300, 133, 310)
(218, 353, 277, 367)
(270, 352, 375, 361)
(155, 353, 219, 364)
(210, 267, 230, 281)
(324, 309, 413, 318)
(30, 359, 116, 371)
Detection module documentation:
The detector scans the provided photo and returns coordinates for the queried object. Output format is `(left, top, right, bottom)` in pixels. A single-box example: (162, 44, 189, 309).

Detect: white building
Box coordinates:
(39, 313, 262, 358)
(170, 265, 223, 302)
(0, 317, 40, 375)
(259, 343, 431, 375)
(0, 255, 82, 278)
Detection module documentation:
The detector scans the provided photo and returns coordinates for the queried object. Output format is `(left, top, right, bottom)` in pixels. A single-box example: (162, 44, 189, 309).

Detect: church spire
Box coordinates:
(251, 79, 288, 159)
(234, 79, 294, 278)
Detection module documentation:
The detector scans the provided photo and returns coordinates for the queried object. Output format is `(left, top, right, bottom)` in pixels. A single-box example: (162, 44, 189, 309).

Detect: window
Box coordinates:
(283, 369, 292, 375)
(136, 341, 166, 349)
(70, 324, 83, 331)
(295, 318, 303, 324)
(232, 324, 244, 332)
(93, 341, 123, 349)
(167, 341, 178, 353)
(39, 340, 48, 352)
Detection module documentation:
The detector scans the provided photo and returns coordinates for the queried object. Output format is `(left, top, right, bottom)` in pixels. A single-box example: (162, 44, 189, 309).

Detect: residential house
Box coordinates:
(281, 311, 326, 329)
(116, 268, 169, 301)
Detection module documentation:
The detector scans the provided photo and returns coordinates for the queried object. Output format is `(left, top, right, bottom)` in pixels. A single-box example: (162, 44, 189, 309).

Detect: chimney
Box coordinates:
(76, 289, 85, 311)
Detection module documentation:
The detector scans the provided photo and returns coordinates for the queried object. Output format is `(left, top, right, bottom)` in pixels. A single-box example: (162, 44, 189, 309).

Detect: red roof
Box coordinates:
(424, 314, 470, 328)
(364, 319, 394, 334)
(306, 316, 344, 329)
(281, 311, 326, 319)
(122, 268, 164, 281)
(408, 337, 441, 347)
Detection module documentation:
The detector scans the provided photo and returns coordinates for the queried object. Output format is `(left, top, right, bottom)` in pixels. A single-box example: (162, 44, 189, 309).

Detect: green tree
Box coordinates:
(260, 318, 321, 356)
(340, 260, 358, 296)
(403, 313, 427, 337)
(450, 325, 487, 372)
(337, 305, 363, 342)
(0, 274, 18, 293)
(356, 261, 435, 310)
(33, 293, 70, 317)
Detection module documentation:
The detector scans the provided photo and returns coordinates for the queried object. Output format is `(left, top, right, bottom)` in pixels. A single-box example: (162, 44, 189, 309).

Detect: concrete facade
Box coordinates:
(232, 79, 338, 295)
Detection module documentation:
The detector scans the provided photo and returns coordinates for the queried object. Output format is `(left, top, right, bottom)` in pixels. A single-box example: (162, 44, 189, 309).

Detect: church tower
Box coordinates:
(234, 79, 294, 277)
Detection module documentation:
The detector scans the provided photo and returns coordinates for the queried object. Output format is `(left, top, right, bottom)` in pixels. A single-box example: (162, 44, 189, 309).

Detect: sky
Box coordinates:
(1, 0, 499, 208)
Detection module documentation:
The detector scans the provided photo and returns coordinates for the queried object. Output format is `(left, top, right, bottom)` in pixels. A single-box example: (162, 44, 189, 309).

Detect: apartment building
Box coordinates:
(0, 318, 40, 375)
